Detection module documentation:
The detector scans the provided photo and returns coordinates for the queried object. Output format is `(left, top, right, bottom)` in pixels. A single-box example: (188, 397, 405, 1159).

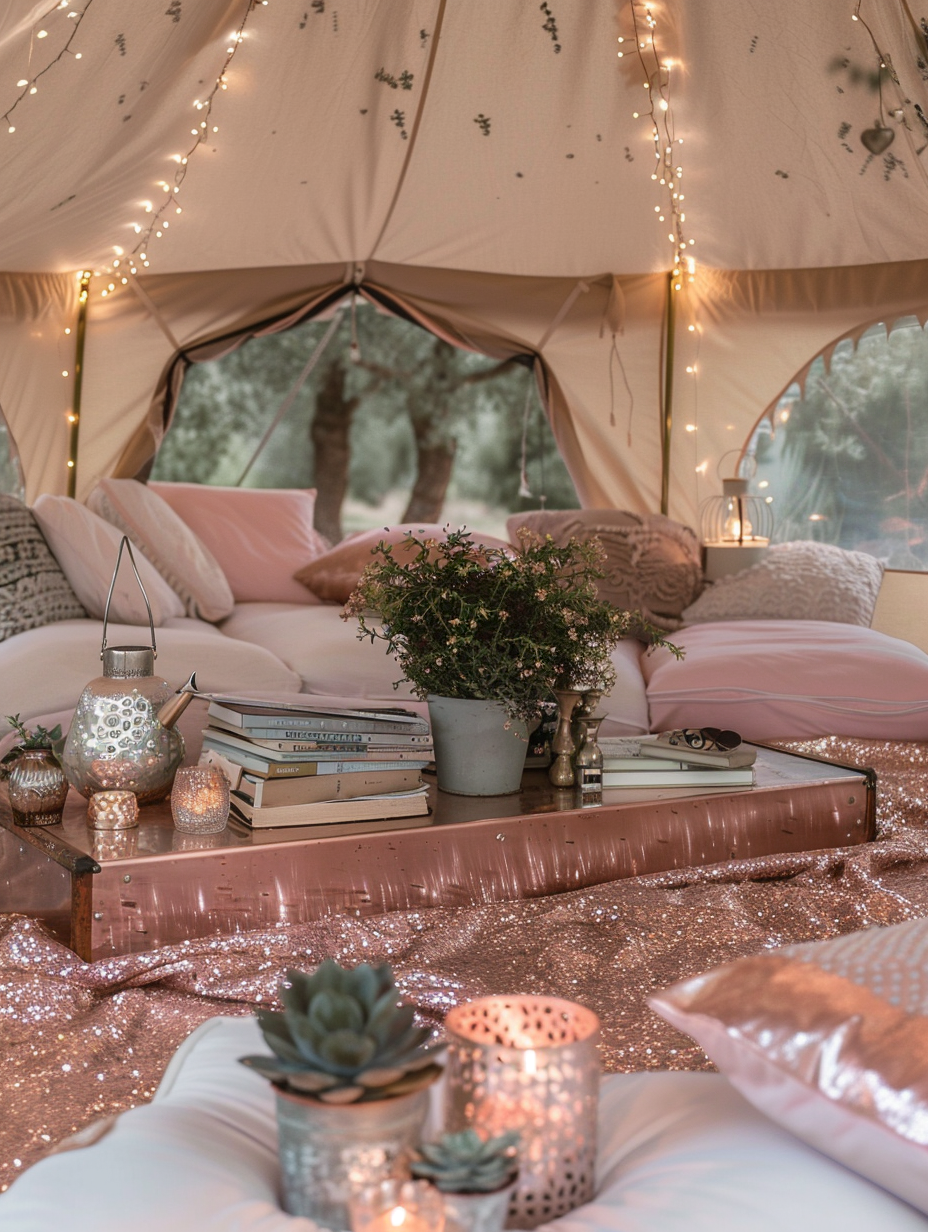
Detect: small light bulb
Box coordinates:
(64, 327, 71, 334)
(74, 52, 81, 58)
(61, 369, 68, 376)
(36, 29, 47, 38)
(659, 99, 669, 111)
(7, 126, 13, 133)
(16, 79, 27, 87)
(28, 86, 36, 94)
(67, 459, 74, 467)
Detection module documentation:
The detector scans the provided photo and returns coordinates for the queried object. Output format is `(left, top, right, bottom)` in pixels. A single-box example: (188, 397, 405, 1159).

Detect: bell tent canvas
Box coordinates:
(0, 0, 926, 534)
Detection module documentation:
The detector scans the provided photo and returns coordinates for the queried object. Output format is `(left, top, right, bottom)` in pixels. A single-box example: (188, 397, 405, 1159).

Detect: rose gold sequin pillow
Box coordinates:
(650, 919, 928, 1215)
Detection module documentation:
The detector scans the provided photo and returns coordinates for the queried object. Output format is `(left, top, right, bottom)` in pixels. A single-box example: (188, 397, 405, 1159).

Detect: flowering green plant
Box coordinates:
(343, 528, 679, 724)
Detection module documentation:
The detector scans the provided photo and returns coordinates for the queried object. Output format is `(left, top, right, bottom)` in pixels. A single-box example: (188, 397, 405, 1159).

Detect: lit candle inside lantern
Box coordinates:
(87, 790, 139, 830)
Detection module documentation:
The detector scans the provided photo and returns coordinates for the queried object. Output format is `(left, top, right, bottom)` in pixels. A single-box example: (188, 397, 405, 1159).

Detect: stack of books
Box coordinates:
(599, 735, 757, 792)
(198, 696, 433, 829)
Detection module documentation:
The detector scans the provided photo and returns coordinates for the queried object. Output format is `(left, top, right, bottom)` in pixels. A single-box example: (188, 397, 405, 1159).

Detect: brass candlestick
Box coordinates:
(549, 688, 583, 787)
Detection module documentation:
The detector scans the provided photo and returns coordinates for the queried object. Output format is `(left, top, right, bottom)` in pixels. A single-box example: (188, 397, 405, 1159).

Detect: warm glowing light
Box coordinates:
(685, 423, 697, 432)
(523, 1049, 538, 1074)
(36, 29, 47, 38)
(758, 480, 769, 489)
(15, 79, 26, 87)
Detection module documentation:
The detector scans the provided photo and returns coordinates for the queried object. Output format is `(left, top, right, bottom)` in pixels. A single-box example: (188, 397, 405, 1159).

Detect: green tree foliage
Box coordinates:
(754, 320, 928, 569)
(0, 415, 24, 500)
(151, 301, 578, 536)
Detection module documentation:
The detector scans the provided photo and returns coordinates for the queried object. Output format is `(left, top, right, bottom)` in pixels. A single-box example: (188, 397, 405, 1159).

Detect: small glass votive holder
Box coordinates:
(87, 789, 139, 830)
(170, 765, 230, 834)
(349, 1178, 445, 1232)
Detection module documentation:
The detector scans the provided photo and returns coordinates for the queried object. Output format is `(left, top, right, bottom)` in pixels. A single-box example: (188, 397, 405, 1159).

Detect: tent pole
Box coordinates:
(66, 271, 91, 498)
(660, 270, 676, 516)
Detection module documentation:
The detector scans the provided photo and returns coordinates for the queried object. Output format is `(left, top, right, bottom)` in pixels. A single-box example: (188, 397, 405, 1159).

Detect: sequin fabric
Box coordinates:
(2, 737, 927, 1190)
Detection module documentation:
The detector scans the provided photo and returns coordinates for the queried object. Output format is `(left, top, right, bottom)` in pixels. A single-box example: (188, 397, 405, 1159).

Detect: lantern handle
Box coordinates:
(101, 536, 157, 660)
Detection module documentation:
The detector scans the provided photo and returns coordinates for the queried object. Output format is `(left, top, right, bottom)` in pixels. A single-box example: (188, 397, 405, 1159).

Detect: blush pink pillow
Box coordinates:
(150, 483, 327, 605)
(642, 618, 928, 740)
(650, 918, 928, 1217)
(295, 524, 513, 604)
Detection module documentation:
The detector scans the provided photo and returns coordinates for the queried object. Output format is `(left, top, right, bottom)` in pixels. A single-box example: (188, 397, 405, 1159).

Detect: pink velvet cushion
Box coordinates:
(295, 524, 513, 605)
(642, 619, 928, 740)
(650, 918, 928, 1217)
(150, 483, 327, 605)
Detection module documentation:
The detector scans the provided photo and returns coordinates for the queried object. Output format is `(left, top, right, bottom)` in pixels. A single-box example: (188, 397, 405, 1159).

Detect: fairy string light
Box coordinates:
(2, 0, 92, 133)
(123, 0, 267, 264)
(618, 1, 695, 291)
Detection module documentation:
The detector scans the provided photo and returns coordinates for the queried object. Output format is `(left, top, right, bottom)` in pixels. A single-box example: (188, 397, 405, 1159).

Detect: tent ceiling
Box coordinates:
(0, 0, 926, 278)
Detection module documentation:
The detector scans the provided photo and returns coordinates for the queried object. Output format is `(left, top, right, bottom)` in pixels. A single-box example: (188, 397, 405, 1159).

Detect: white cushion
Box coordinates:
(220, 602, 420, 700)
(88, 479, 234, 622)
(31, 495, 185, 626)
(220, 604, 651, 734)
(1, 1017, 922, 1232)
(0, 618, 300, 727)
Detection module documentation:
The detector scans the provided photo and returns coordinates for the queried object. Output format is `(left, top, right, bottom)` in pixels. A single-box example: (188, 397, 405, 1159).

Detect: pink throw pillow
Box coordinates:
(31, 495, 185, 626)
(150, 483, 327, 605)
(650, 918, 928, 1217)
(643, 618, 928, 739)
(295, 524, 513, 605)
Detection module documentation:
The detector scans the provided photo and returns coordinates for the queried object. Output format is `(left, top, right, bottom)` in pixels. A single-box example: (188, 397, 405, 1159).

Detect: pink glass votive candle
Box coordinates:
(171, 765, 230, 834)
(87, 790, 139, 830)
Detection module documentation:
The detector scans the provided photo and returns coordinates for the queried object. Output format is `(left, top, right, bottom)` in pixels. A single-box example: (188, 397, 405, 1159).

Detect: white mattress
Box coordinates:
(0, 617, 301, 733)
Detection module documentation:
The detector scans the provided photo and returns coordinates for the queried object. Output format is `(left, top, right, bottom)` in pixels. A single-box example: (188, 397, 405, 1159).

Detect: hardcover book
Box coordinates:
(229, 787, 431, 829)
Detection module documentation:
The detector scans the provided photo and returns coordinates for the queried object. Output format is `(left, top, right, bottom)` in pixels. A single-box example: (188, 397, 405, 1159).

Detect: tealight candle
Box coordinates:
(170, 765, 230, 834)
(87, 790, 139, 830)
(349, 1180, 444, 1232)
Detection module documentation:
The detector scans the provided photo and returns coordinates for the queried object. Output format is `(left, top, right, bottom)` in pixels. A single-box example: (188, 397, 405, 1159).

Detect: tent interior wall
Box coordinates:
(1, 1, 928, 533)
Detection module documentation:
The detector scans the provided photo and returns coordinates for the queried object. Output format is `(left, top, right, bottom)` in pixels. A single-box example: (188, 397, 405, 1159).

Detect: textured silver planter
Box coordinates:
(442, 1182, 517, 1232)
(275, 1085, 430, 1229)
(8, 749, 69, 826)
(427, 697, 529, 796)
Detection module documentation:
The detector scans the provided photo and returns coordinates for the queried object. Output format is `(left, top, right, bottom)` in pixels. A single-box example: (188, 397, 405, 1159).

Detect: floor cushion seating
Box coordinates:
(0, 1016, 924, 1231)
(643, 619, 928, 741)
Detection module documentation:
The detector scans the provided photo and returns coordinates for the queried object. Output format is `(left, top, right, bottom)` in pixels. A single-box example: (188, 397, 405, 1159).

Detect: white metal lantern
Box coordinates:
(699, 470, 774, 581)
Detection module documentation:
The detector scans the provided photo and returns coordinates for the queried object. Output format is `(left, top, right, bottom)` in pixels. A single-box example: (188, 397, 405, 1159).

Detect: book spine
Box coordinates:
(243, 733, 433, 750)
(212, 707, 428, 735)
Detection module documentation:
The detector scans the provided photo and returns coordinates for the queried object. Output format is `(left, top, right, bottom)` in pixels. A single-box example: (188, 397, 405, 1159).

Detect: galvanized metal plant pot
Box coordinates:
(442, 1181, 518, 1232)
(427, 697, 529, 796)
(275, 1085, 430, 1229)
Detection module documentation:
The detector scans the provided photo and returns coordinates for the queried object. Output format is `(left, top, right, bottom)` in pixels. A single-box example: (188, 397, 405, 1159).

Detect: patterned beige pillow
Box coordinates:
(508, 509, 702, 630)
(682, 540, 884, 627)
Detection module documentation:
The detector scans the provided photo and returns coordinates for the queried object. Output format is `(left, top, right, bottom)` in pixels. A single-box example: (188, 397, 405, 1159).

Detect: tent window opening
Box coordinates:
(747, 316, 928, 572)
(150, 299, 578, 543)
(0, 407, 24, 502)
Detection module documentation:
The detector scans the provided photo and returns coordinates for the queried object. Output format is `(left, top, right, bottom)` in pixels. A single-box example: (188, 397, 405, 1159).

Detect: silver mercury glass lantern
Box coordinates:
(61, 537, 197, 805)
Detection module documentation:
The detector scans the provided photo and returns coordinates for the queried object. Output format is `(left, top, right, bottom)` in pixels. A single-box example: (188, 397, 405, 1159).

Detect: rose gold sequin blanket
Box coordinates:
(2, 738, 928, 1189)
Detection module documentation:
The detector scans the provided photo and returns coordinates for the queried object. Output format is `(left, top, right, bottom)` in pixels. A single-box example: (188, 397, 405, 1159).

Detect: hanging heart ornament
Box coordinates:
(861, 121, 895, 155)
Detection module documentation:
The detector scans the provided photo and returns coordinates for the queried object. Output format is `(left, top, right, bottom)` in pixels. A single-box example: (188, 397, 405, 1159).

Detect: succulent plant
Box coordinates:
(411, 1129, 520, 1193)
(238, 959, 443, 1104)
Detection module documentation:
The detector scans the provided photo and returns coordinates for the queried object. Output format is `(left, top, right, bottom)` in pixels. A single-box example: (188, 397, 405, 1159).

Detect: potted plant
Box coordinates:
(344, 528, 674, 795)
(239, 958, 443, 1228)
(411, 1129, 520, 1232)
(2, 714, 68, 827)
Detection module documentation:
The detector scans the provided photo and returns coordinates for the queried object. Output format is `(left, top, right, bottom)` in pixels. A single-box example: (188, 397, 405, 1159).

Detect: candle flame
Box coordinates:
(390, 1207, 407, 1227)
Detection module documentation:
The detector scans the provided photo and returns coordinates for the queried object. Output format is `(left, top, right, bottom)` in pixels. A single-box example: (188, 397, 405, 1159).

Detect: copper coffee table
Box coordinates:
(0, 745, 874, 960)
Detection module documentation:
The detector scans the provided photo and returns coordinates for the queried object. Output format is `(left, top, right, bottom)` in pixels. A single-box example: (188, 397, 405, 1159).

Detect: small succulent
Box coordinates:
(1, 714, 64, 779)
(411, 1129, 520, 1193)
(239, 959, 443, 1104)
